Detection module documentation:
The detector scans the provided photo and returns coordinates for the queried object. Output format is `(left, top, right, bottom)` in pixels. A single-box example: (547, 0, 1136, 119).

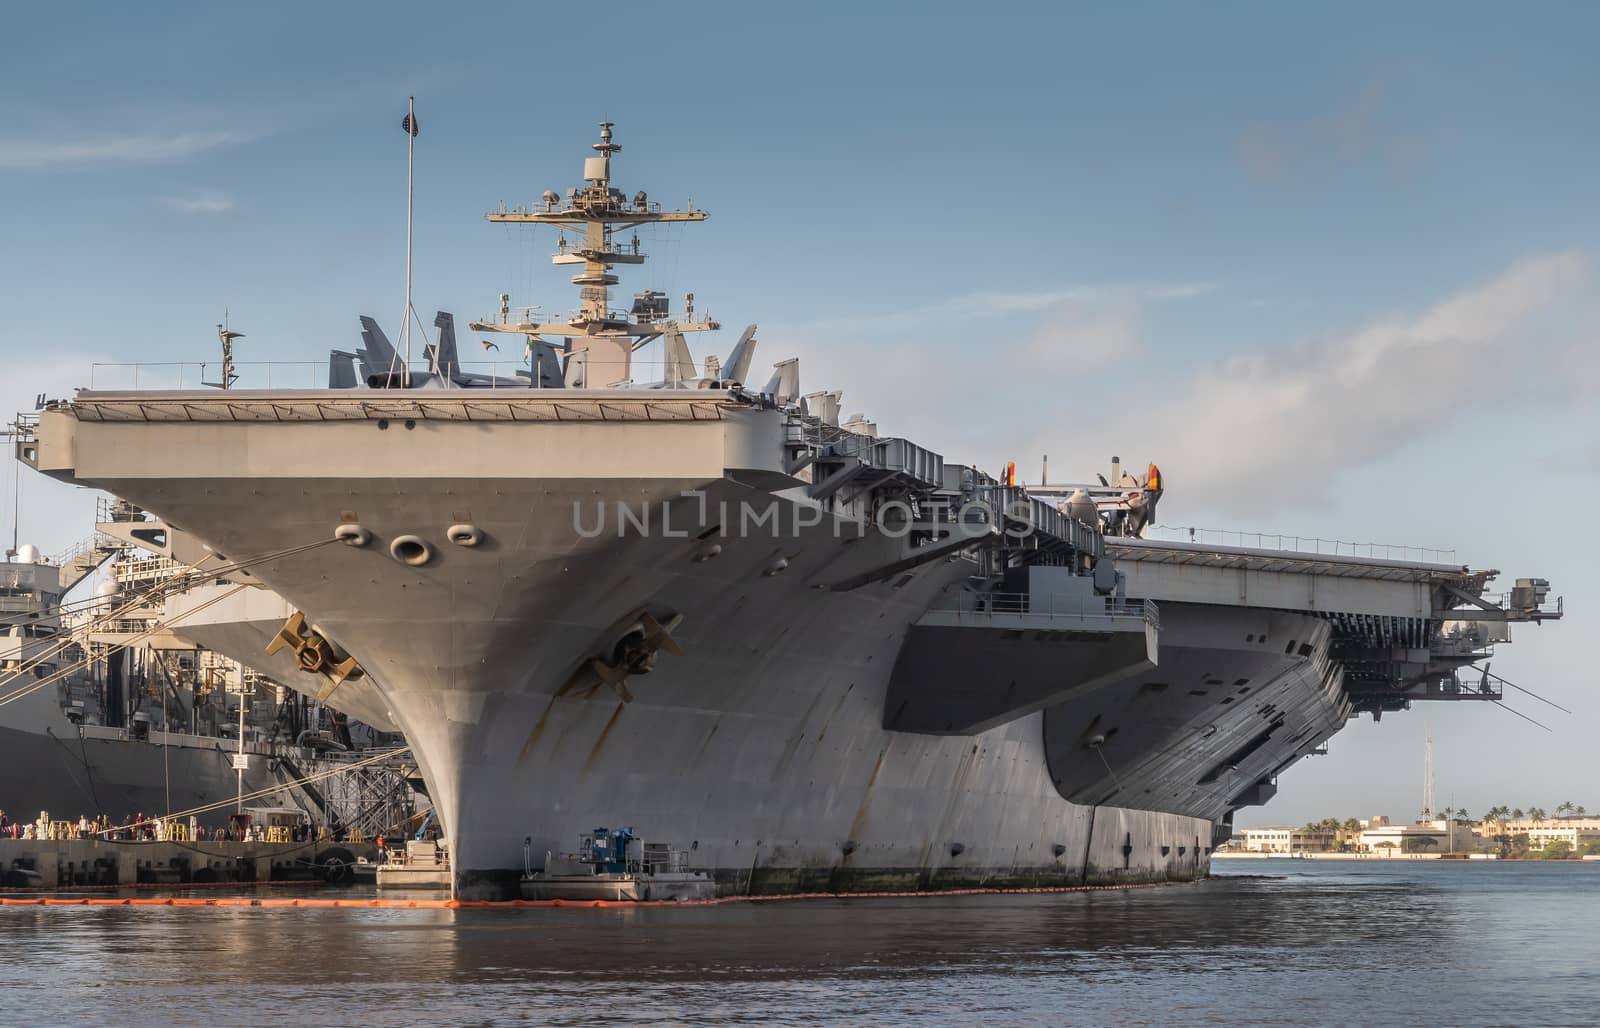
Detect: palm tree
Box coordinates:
(1557, 801, 1575, 817)
(1528, 806, 1547, 823)
(1578, 805, 1588, 817)
(1488, 805, 1511, 821)
(1455, 808, 1471, 823)
(1512, 808, 1525, 819)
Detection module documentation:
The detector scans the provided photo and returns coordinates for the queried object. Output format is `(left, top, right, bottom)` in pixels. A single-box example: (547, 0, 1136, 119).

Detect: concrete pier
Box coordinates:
(0, 838, 380, 888)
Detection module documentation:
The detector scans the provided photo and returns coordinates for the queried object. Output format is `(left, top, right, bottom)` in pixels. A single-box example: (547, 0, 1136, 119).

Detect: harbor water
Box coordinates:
(3, 860, 1598, 1025)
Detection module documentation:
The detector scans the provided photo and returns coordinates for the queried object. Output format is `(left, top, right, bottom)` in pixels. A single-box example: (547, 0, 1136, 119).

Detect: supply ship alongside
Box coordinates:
(14, 121, 1564, 898)
(0, 513, 417, 835)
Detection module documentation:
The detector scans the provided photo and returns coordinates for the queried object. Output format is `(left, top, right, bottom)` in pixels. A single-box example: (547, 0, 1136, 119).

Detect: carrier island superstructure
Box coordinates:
(16, 123, 1564, 898)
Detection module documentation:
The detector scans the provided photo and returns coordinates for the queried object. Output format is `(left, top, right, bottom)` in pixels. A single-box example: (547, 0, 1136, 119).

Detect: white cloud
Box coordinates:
(0, 130, 253, 170)
(1235, 82, 1431, 187)
(1, 353, 103, 418)
(1030, 252, 1589, 514)
(764, 281, 1203, 452)
(1559, 340, 1600, 397)
(1022, 302, 1140, 371)
(796, 281, 1212, 338)
(962, 289, 1076, 315)
(2, 353, 110, 560)
(1145, 282, 1218, 300)
(1550, 440, 1600, 475)
(161, 192, 235, 214)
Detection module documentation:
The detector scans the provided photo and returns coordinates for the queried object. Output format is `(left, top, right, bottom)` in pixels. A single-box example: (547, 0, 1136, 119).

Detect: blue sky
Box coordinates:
(2, 1, 1597, 824)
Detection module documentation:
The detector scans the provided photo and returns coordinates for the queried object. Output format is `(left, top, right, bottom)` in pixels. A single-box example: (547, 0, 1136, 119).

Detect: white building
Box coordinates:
(1478, 817, 1600, 853)
(1357, 819, 1475, 854)
(1236, 826, 1336, 853)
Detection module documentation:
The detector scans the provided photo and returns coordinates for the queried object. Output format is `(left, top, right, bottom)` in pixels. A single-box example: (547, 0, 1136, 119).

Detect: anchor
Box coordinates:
(560, 610, 684, 703)
(264, 611, 365, 700)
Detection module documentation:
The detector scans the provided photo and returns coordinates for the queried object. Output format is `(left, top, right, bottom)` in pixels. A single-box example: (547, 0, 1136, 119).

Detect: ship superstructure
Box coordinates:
(470, 120, 726, 390)
(15, 122, 1564, 897)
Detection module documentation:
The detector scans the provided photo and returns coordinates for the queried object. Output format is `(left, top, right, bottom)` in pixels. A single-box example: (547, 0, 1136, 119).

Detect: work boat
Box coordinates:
(18, 122, 1564, 898)
(521, 826, 715, 902)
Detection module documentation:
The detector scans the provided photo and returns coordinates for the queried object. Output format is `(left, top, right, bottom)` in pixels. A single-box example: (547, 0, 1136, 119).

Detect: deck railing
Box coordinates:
(84, 360, 689, 391)
(1141, 525, 1456, 564)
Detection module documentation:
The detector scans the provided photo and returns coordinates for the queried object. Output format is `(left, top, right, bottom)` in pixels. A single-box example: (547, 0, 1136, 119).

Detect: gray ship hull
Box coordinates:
(0, 688, 309, 826)
(162, 582, 401, 734)
(25, 461, 1215, 897)
(888, 601, 1349, 824)
(1042, 606, 1348, 819)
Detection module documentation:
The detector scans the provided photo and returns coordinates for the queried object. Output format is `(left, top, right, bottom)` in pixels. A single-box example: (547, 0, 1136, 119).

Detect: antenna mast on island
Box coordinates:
(470, 122, 720, 386)
(4, 416, 19, 558)
(400, 96, 419, 376)
(205, 312, 244, 390)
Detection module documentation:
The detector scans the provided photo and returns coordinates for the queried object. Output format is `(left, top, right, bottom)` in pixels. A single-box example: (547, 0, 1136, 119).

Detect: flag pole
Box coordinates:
(403, 95, 416, 375)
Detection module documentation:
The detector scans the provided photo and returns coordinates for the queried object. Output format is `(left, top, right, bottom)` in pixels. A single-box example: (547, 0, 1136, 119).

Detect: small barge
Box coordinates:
(374, 839, 451, 890)
(520, 827, 715, 902)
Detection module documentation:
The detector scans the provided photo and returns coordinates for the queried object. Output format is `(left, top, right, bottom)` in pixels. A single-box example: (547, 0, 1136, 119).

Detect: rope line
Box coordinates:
(0, 585, 248, 708)
(0, 535, 339, 702)
(88, 746, 412, 837)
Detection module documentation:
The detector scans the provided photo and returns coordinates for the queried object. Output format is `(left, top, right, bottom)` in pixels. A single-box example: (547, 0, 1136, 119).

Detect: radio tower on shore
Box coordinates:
(1421, 724, 1435, 822)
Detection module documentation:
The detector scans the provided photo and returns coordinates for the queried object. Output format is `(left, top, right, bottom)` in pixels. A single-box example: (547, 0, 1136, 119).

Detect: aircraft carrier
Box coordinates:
(14, 121, 1564, 898)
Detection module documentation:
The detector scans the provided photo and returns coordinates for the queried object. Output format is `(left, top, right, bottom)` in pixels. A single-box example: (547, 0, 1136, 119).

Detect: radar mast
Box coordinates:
(204, 313, 244, 390)
(471, 122, 719, 386)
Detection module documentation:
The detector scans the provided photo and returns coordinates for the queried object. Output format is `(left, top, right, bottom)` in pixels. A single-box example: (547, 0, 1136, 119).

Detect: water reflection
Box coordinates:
(3, 863, 1597, 1026)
